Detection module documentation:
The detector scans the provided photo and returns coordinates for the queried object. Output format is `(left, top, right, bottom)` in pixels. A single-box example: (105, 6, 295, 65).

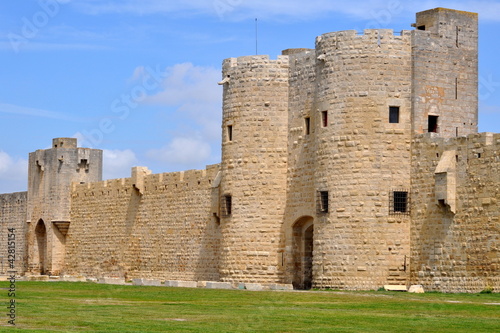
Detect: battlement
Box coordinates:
(72, 163, 220, 196)
(413, 132, 499, 150)
(52, 138, 77, 149)
(421, 7, 478, 17)
(318, 29, 411, 43)
(222, 55, 288, 69)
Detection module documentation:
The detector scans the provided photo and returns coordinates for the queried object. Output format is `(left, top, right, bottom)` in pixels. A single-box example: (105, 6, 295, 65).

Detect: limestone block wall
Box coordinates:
(65, 165, 221, 281)
(0, 192, 27, 274)
(220, 55, 289, 283)
(312, 29, 413, 290)
(411, 133, 499, 292)
(284, 49, 317, 220)
(282, 49, 318, 288)
(412, 8, 478, 138)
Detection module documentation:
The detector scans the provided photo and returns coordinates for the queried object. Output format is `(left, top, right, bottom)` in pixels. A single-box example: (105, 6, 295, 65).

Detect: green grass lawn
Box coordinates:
(0, 281, 499, 332)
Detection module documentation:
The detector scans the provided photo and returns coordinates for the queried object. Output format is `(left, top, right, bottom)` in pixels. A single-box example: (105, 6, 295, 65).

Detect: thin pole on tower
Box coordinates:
(255, 18, 258, 55)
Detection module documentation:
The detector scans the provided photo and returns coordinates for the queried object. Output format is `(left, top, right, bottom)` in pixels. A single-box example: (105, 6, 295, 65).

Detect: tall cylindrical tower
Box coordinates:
(219, 56, 289, 284)
(311, 29, 413, 289)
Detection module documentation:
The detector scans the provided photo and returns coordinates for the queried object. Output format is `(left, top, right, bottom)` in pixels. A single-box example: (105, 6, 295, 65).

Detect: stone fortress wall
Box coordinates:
(0, 8, 497, 293)
(64, 165, 221, 281)
(0, 192, 27, 274)
(410, 132, 499, 292)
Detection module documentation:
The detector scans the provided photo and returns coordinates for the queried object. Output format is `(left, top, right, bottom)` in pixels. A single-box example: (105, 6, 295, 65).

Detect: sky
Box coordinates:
(0, 0, 499, 193)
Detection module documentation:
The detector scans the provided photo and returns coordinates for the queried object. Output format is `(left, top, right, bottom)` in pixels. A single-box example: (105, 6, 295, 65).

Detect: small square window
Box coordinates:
(389, 106, 400, 123)
(318, 191, 329, 213)
(321, 111, 328, 127)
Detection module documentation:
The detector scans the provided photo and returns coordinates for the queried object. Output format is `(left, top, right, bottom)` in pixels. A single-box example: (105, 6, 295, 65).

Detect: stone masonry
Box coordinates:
(0, 8, 497, 292)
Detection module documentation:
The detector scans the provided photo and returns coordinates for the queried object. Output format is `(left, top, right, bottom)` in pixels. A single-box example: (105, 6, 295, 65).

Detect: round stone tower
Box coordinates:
(218, 56, 289, 284)
(296, 29, 414, 290)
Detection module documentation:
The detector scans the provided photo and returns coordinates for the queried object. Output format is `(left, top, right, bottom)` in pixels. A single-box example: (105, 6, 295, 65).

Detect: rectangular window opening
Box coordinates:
(417, 25, 426, 31)
(78, 159, 89, 173)
(222, 195, 232, 217)
(390, 191, 409, 215)
(227, 125, 233, 142)
(304, 117, 311, 135)
(321, 111, 328, 127)
(389, 106, 400, 123)
(428, 115, 439, 133)
(318, 191, 329, 213)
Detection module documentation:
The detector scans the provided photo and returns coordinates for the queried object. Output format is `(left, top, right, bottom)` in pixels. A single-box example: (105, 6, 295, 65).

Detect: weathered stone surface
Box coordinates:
(408, 285, 425, 293)
(206, 282, 233, 290)
(132, 278, 161, 286)
(197, 281, 208, 288)
(384, 285, 408, 292)
(61, 276, 86, 282)
(25, 275, 49, 281)
(166, 281, 198, 288)
(269, 284, 294, 291)
(244, 283, 264, 291)
(98, 277, 126, 285)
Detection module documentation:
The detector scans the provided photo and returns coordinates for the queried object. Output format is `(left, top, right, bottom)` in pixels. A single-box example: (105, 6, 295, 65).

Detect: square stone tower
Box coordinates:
(412, 8, 478, 137)
(27, 138, 102, 275)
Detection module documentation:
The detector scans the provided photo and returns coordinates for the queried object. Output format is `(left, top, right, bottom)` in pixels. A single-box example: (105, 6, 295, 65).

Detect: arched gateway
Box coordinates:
(34, 219, 47, 275)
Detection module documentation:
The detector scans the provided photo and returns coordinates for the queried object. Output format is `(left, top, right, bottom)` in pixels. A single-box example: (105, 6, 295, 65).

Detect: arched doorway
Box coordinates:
(292, 216, 314, 290)
(34, 220, 47, 275)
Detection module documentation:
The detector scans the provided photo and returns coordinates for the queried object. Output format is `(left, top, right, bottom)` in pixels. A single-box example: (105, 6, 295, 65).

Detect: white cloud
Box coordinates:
(130, 62, 222, 167)
(139, 63, 222, 139)
(0, 103, 86, 121)
(0, 151, 28, 194)
(146, 137, 211, 168)
(135, 62, 220, 106)
(102, 149, 138, 180)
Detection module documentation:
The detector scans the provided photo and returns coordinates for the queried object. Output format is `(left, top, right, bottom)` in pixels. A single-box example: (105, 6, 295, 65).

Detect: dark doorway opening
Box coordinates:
(292, 217, 314, 290)
(428, 115, 439, 133)
(35, 220, 47, 275)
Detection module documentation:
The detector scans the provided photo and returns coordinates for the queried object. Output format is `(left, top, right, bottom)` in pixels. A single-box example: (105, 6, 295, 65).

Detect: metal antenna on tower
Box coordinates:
(255, 18, 258, 55)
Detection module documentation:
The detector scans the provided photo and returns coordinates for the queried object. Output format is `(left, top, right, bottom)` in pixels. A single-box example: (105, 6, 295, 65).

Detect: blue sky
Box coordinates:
(1, 0, 499, 193)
